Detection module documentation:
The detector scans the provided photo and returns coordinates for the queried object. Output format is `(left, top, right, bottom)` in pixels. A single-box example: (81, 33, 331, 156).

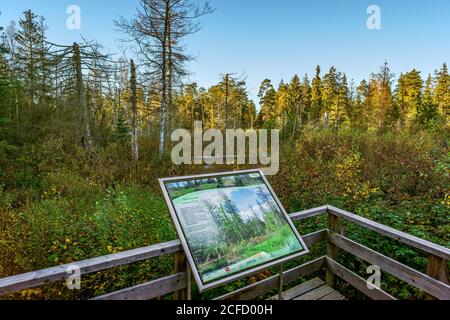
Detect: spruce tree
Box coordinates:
(301, 74, 311, 123)
(417, 74, 438, 125)
(395, 69, 423, 126)
(434, 63, 450, 119)
(310, 66, 322, 123)
(322, 66, 339, 125)
(113, 112, 130, 143)
(15, 10, 39, 104)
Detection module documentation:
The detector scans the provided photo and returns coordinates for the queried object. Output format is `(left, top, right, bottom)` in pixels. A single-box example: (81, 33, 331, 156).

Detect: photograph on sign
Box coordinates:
(159, 170, 309, 291)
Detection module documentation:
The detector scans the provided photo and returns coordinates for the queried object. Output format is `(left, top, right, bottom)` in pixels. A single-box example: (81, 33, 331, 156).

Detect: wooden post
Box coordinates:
(186, 264, 192, 301)
(326, 211, 344, 288)
(173, 252, 187, 300)
(278, 264, 284, 300)
(425, 255, 449, 300)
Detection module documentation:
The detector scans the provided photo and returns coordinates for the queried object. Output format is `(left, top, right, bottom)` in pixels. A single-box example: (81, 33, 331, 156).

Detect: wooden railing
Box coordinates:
(0, 205, 448, 300)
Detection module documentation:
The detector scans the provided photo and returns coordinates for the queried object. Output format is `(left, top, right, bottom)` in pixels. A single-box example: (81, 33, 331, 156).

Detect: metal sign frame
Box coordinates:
(159, 169, 309, 292)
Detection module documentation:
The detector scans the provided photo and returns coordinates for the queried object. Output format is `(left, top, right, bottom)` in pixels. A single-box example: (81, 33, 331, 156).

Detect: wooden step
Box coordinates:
(270, 277, 346, 300)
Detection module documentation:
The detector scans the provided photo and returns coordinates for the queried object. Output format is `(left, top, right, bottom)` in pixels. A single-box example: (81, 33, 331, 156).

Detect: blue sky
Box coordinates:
(1, 0, 449, 103)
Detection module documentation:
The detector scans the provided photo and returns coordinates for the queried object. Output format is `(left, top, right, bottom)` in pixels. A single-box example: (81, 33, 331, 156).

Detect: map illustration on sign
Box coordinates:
(159, 170, 309, 291)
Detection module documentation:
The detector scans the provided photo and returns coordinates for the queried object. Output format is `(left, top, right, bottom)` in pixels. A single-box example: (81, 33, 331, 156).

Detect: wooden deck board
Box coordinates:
(269, 278, 325, 300)
(270, 277, 346, 300)
(294, 285, 335, 300)
(319, 290, 346, 300)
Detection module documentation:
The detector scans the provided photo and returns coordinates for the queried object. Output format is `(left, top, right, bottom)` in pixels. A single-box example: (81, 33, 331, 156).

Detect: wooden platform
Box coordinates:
(269, 278, 346, 300)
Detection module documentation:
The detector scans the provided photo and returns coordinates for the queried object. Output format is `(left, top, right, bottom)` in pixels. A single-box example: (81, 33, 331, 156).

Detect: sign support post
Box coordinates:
(187, 264, 192, 300)
(278, 264, 284, 300)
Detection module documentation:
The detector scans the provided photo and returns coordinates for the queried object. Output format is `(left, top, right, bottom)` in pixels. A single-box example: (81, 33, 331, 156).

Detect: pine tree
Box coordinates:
(351, 79, 369, 129)
(15, 10, 40, 104)
(434, 63, 450, 119)
(301, 74, 311, 122)
(322, 66, 338, 126)
(335, 73, 350, 130)
(276, 80, 288, 130)
(113, 112, 130, 142)
(368, 61, 395, 130)
(395, 69, 423, 126)
(310, 66, 322, 123)
(417, 74, 438, 125)
(258, 79, 277, 128)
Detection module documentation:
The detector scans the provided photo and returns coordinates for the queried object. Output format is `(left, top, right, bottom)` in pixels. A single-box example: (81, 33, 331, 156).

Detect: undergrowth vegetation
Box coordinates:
(0, 126, 449, 299)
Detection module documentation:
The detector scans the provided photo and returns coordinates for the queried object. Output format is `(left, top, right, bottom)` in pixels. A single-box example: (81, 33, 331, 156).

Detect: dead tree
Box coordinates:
(130, 59, 139, 161)
(73, 42, 92, 150)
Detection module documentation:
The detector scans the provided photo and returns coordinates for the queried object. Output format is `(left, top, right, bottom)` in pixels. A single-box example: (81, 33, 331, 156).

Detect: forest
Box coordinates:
(0, 1, 449, 300)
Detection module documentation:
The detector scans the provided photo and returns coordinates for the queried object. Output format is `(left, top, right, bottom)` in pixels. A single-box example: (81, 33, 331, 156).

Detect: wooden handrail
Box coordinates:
(289, 205, 328, 221)
(0, 240, 182, 296)
(327, 205, 450, 260)
(325, 257, 395, 300)
(327, 233, 450, 300)
(1, 205, 448, 300)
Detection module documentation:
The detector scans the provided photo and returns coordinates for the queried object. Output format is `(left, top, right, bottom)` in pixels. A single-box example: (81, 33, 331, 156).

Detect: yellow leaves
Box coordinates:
(335, 153, 363, 198)
(107, 245, 123, 254)
(20, 288, 43, 300)
(441, 193, 450, 207)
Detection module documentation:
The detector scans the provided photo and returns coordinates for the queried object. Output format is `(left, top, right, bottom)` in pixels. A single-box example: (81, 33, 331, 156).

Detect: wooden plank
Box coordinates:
(0, 240, 182, 296)
(269, 278, 324, 300)
(92, 272, 186, 300)
(326, 213, 343, 288)
(303, 229, 327, 247)
(215, 256, 326, 300)
(294, 285, 334, 300)
(320, 290, 346, 300)
(425, 255, 450, 300)
(289, 206, 328, 222)
(326, 257, 395, 300)
(327, 205, 450, 260)
(328, 233, 450, 300)
(426, 255, 450, 284)
(173, 251, 187, 300)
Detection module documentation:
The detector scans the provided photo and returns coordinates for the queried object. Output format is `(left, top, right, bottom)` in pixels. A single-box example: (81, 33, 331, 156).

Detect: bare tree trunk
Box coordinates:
(159, 0, 170, 156)
(73, 42, 92, 151)
(130, 59, 139, 161)
(167, 10, 173, 134)
(335, 99, 340, 134)
(224, 73, 229, 129)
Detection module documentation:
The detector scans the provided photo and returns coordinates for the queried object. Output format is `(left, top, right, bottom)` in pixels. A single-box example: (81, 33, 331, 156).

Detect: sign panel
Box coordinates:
(159, 169, 309, 292)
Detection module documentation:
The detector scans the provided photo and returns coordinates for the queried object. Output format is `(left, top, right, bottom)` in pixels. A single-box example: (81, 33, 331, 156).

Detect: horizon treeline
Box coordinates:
(0, 8, 449, 161)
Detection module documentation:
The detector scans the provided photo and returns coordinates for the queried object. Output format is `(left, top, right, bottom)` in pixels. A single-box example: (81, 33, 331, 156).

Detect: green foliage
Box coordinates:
(113, 113, 130, 143)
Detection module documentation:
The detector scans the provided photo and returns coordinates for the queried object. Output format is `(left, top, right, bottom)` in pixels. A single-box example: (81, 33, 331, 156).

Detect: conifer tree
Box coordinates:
(310, 66, 322, 123)
(301, 74, 311, 122)
(258, 79, 277, 128)
(15, 10, 42, 105)
(368, 61, 395, 129)
(434, 63, 450, 119)
(395, 69, 423, 126)
(335, 72, 350, 131)
(417, 74, 438, 125)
